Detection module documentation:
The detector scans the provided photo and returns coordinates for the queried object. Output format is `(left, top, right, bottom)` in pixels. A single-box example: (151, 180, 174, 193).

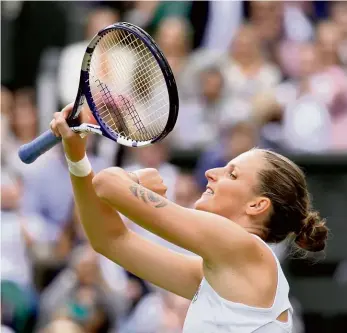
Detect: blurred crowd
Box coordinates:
(1, 1, 347, 333)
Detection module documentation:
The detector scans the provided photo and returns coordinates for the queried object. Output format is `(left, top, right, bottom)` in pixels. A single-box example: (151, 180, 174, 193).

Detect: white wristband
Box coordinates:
(65, 154, 92, 177)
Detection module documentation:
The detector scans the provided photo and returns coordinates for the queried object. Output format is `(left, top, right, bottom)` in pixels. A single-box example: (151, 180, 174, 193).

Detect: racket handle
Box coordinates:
(18, 130, 62, 164)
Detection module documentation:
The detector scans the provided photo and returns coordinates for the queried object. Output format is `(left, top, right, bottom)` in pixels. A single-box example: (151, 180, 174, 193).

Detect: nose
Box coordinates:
(205, 168, 219, 182)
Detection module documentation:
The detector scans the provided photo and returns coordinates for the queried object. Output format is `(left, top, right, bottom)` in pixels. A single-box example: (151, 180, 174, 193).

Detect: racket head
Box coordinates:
(79, 22, 179, 147)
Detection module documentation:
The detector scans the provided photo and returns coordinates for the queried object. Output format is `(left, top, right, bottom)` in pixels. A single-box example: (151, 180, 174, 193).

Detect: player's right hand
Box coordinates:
(50, 103, 87, 162)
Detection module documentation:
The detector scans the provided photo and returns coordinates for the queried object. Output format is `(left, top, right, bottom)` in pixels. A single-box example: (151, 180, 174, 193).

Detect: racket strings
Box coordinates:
(98, 32, 167, 122)
(95, 79, 147, 136)
(91, 53, 155, 138)
(96, 31, 162, 93)
(90, 34, 136, 138)
(88, 28, 169, 142)
(93, 30, 168, 138)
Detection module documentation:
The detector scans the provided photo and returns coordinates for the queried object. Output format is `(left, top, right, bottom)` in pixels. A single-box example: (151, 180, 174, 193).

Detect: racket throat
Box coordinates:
(71, 123, 103, 137)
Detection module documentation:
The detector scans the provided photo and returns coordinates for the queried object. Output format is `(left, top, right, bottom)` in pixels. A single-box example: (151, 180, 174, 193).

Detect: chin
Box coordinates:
(194, 195, 212, 212)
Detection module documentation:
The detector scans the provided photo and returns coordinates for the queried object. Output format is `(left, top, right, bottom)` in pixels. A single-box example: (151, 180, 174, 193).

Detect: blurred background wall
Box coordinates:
(1, 1, 347, 333)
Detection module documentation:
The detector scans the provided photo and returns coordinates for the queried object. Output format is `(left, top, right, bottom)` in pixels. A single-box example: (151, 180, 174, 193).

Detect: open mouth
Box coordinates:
(203, 187, 214, 195)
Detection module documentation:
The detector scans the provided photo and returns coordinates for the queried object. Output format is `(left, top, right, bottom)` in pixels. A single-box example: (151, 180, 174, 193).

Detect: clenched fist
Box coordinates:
(50, 103, 96, 162)
(131, 168, 168, 198)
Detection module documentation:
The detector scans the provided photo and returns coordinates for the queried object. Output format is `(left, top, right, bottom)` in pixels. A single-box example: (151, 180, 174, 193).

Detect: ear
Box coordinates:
(246, 197, 271, 216)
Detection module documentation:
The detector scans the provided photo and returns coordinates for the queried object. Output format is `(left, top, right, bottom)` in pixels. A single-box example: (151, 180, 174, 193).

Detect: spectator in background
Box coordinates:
(153, 14, 227, 113)
(155, 16, 191, 69)
(124, 0, 242, 53)
(11, 1, 67, 89)
(9, 88, 38, 142)
(171, 67, 226, 151)
(199, 67, 253, 137)
(119, 289, 190, 333)
(316, 20, 344, 68)
(20, 138, 107, 291)
(282, 2, 315, 43)
(219, 24, 282, 104)
(272, 39, 347, 152)
(4, 88, 42, 174)
(276, 2, 315, 78)
(58, 7, 120, 107)
(124, 0, 160, 28)
(247, 1, 312, 64)
(1, 166, 38, 333)
(1, 89, 39, 326)
(198, 1, 243, 53)
(1, 86, 15, 159)
(141, 1, 192, 37)
(154, 16, 195, 100)
(247, 1, 284, 58)
(171, 65, 252, 151)
(52, 202, 133, 320)
(125, 0, 191, 36)
(195, 120, 258, 191)
(274, 42, 323, 112)
(330, 1, 347, 66)
(174, 172, 201, 209)
(247, 1, 315, 80)
(314, 21, 347, 150)
(1, 170, 32, 289)
(258, 42, 323, 151)
(38, 244, 129, 333)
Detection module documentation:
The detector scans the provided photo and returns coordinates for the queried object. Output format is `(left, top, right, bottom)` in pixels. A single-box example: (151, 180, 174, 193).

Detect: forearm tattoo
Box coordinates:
(129, 184, 167, 208)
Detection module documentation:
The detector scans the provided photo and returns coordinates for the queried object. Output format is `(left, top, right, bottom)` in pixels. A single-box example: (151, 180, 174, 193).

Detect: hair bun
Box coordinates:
(295, 211, 328, 252)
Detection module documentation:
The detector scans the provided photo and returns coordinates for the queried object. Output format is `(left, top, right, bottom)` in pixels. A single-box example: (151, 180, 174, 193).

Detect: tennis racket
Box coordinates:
(18, 22, 179, 164)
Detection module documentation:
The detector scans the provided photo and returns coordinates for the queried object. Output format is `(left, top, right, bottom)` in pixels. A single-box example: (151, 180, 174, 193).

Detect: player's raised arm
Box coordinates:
(50, 106, 203, 300)
(92, 167, 257, 266)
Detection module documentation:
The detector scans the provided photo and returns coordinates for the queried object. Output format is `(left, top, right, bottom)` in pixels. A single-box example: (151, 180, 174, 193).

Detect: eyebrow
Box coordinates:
(226, 163, 238, 172)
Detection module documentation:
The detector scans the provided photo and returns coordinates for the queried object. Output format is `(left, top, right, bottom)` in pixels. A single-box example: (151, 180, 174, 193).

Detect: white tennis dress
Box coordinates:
(183, 235, 293, 333)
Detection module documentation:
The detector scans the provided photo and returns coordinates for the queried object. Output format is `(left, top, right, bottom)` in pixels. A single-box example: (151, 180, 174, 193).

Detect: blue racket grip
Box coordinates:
(18, 130, 62, 164)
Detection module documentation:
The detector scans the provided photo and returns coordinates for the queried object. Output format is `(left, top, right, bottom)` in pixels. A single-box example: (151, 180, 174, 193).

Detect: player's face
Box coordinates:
(194, 150, 265, 221)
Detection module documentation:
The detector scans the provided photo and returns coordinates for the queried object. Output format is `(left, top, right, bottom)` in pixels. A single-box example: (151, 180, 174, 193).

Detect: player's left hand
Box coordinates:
(133, 168, 168, 198)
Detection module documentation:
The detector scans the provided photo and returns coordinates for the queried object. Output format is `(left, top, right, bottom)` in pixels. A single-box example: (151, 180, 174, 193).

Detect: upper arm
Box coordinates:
(97, 230, 203, 300)
(93, 168, 256, 265)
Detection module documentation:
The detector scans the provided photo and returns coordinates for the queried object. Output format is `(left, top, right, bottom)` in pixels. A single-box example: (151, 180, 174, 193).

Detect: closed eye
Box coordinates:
(229, 173, 237, 179)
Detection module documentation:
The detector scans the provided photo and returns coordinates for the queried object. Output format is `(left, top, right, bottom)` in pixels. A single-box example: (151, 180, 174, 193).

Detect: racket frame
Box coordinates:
(77, 22, 179, 148)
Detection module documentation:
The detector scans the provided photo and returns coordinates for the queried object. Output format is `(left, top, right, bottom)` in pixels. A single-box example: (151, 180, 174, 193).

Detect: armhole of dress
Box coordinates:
(251, 235, 293, 330)
(251, 234, 285, 310)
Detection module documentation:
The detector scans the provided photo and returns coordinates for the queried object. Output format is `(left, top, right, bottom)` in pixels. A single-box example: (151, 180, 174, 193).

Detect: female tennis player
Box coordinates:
(51, 104, 328, 333)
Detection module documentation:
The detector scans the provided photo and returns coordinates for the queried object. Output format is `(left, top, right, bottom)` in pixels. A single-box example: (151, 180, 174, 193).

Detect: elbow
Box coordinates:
(92, 168, 120, 199)
(90, 239, 107, 256)
(90, 240, 110, 258)
(90, 228, 128, 257)
(92, 170, 108, 199)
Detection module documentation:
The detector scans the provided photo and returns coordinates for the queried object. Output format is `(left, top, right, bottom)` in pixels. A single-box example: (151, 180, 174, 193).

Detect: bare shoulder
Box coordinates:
(204, 236, 279, 307)
(206, 221, 265, 264)
(207, 233, 277, 276)
(251, 237, 280, 306)
(251, 236, 279, 265)
(248, 236, 279, 301)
